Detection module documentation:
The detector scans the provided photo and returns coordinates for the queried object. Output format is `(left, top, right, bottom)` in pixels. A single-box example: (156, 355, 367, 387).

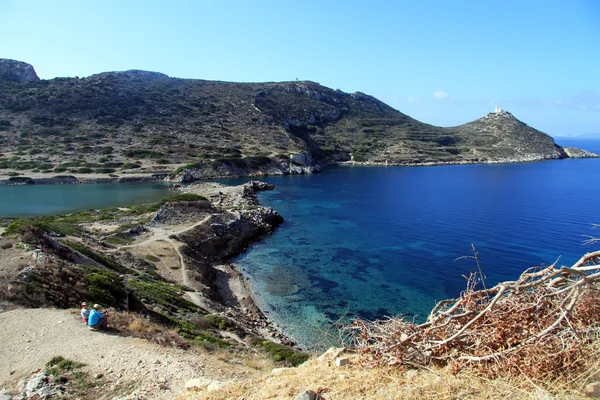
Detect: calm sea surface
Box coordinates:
(233, 139, 600, 348)
(0, 182, 173, 217)
(1, 139, 599, 348)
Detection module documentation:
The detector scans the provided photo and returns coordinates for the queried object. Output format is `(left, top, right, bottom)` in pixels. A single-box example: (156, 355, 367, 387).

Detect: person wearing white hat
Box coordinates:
(88, 304, 109, 330)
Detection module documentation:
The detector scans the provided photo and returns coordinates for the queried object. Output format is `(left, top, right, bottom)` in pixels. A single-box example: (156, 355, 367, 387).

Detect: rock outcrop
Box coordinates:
(169, 156, 321, 184)
(0, 59, 40, 82)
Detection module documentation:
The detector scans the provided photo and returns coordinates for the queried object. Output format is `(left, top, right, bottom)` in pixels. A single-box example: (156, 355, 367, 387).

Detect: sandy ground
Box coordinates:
(0, 237, 29, 280)
(0, 308, 260, 398)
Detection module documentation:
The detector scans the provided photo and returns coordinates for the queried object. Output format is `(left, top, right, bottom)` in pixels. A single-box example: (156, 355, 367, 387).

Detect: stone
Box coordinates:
(335, 357, 349, 367)
(25, 373, 47, 395)
(318, 347, 344, 361)
(0, 394, 12, 400)
(585, 381, 600, 398)
(406, 369, 419, 379)
(184, 378, 209, 391)
(295, 390, 318, 400)
(207, 381, 226, 392)
(271, 367, 289, 375)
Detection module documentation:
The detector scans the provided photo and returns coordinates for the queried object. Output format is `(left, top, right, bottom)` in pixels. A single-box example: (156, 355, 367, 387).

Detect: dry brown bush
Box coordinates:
(346, 250, 600, 388)
(108, 311, 190, 349)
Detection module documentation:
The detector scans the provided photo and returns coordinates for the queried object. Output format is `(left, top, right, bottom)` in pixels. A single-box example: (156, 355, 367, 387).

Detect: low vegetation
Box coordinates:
(83, 266, 127, 307)
(43, 356, 96, 393)
(61, 239, 125, 272)
(125, 275, 199, 313)
(259, 340, 310, 367)
(3, 218, 82, 237)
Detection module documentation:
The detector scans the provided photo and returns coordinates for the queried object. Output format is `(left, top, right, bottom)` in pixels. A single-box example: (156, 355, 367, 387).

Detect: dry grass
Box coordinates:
(180, 350, 589, 400)
(108, 311, 190, 349)
(240, 354, 277, 373)
(345, 250, 600, 388)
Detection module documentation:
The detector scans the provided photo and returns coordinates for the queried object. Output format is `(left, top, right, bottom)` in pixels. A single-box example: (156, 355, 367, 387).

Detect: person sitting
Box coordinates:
(80, 302, 90, 323)
(88, 304, 109, 330)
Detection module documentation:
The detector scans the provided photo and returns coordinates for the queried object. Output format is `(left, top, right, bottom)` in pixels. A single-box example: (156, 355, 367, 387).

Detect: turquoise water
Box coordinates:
(232, 150, 600, 348)
(0, 182, 173, 217)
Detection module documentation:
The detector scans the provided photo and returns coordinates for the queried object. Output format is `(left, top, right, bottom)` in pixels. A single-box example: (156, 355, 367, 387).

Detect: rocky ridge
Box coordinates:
(0, 59, 595, 185)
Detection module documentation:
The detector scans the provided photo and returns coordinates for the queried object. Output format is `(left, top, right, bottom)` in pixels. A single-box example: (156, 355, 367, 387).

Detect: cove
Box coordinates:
(0, 182, 173, 218)
(232, 156, 600, 348)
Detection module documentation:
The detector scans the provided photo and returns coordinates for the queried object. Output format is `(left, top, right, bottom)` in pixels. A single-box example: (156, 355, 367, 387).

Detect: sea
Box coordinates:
(232, 138, 600, 348)
(1, 139, 599, 349)
(0, 182, 173, 218)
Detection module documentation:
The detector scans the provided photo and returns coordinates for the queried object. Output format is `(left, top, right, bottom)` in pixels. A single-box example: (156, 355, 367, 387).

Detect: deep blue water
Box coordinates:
(233, 141, 600, 348)
(0, 182, 173, 218)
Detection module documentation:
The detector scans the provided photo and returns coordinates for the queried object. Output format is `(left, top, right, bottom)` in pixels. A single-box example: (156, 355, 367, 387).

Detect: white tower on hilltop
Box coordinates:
(495, 104, 504, 113)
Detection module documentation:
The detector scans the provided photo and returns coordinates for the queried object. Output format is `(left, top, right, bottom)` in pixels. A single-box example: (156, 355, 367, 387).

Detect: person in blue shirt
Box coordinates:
(88, 304, 109, 330)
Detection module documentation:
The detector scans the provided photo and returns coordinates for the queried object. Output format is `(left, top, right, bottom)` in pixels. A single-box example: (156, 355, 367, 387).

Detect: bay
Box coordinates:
(233, 153, 600, 348)
(0, 182, 173, 218)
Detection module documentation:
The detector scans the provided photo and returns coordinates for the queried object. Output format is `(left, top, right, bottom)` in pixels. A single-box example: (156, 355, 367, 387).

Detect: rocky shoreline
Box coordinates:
(1, 146, 597, 186)
(0, 173, 168, 186)
(172, 180, 299, 346)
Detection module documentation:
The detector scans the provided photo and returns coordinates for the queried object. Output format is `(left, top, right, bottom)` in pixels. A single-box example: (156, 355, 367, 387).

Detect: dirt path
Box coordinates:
(0, 308, 253, 399)
(107, 215, 211, 252)
(102, 216, 214, 309)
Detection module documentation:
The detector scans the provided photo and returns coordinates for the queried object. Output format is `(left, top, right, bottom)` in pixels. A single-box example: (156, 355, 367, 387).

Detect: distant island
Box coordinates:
(0, 59, 596, 185)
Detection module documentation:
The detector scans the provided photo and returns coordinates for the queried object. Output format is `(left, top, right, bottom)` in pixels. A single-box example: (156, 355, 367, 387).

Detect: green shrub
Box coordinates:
(145, 254, 161, 263)
(4, 219, 82, 237)
(125, 276, 199, 313)
(94, 167, 116, 174)
(45, 356, 86, 375)
(121, 163, 141, 170)
(189, 331, 231, 348)
(123, 149, 164, 159)
(83, 266, 126, 307)
(8, 176, 32, 182)
(168, 162, 204, 178)
(260, 341, 309, 366)
(204, 314, 234, 330)
(158, 193, 207, 205)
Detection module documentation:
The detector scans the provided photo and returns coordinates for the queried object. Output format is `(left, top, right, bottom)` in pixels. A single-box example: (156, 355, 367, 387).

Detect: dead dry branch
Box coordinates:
(346, 250, 600, 384)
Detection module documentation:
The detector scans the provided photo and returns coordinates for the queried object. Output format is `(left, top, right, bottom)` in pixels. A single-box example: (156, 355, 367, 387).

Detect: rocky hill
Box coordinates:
(0, 59, 39, 83)
(0, 59, 594, 182)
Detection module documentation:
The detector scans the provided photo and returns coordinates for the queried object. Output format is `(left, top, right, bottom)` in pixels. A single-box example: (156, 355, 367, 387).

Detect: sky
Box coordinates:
(1, 0, 599, 136)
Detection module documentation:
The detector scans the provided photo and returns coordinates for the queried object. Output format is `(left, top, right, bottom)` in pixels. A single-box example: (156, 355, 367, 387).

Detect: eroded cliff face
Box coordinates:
(169, 153, 321, 183)
(0, 59, 40, 82)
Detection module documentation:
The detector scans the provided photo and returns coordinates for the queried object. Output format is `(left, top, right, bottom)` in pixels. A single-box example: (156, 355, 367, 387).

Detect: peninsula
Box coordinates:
(0, 59, 595, 185)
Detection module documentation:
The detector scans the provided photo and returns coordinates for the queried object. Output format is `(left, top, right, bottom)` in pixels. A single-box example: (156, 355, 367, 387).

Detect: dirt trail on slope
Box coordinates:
(0, 308, 255, 399)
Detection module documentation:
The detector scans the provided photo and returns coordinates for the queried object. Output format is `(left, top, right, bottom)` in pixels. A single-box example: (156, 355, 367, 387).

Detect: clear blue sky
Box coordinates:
(1, 0, 598, 136)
